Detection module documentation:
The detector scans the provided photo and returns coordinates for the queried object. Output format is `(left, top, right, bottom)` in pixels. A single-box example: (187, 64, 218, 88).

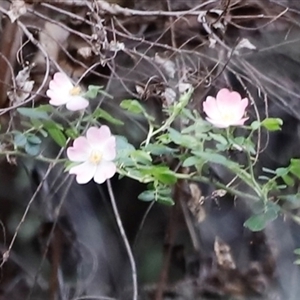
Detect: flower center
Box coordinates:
(89, 150, 103, 165)
(69, 86, 81, 96)
(220, 111, 235, 122)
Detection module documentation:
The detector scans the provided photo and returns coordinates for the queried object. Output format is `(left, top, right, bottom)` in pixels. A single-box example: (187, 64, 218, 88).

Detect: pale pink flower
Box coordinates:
(46, 72, 89, 111)
(67, 126, 117, 184)
(203, 88, 249, 128)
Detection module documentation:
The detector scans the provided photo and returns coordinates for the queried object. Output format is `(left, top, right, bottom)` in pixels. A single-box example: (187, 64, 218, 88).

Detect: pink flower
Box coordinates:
(67, 126, 117, 184)
(46, 72, 89, 111)
(203, 88, 249, 128)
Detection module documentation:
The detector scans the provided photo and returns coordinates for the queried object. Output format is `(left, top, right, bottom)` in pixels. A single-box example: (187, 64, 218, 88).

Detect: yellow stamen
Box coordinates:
(89, 150, 102, 165)
(69, 86, 81, 96)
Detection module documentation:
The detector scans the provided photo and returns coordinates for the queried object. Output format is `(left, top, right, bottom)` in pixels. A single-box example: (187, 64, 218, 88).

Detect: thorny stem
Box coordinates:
(106, 179, 138, 300)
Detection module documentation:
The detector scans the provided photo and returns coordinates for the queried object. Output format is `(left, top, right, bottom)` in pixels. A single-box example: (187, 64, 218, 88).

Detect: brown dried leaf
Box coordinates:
(214, 236, 236, 270)
(187, 183, 206, 223)
(7, 0, 27, 23)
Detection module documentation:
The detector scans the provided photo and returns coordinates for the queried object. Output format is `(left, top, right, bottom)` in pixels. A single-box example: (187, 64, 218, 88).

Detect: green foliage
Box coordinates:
(261, 118, 283, 131)
(84, 85, 103, 99)
(5, 83, 300, 235)
(17, 107, 50, 120)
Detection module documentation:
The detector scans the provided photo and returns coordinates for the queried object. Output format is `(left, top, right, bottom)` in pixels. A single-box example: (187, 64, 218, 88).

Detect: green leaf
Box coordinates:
(262, 167, 277, 175)
(168, 128, 197, 148)
(294, 259, 300, 265)
(36, 104, 55, 113)
(294, 248, 300, 255)
(93, 108, 124, 125)
(209, 133, 228, 145)
(141, 166, 177, 185)
(281, 174, 295, 186)
(275, 167, 289, 177)
(289, 159, 300, 179)
(159, 187, 172, 196)
(27, 134, 42, 145)
(138, 190, 156, 202)
(130, 150, 152, 164)
(157, 195, 174, 206)
(250, 121, 261, 130)
(192, 150, 236, 167)
(244, 208, 278, 232)
(84, 85, 103, 99)
(47, 127, 67, 147)
(261, 118, 283, 131)
(154, 171, 177, 185)
(25, 142, 40, 156)
(120, 99, 145, 114)
(143, 144, 177, 155)
(13, 132, 27, 147)
(65, 128, 79, 139)
(258, 175, 270, 181)
(182, 156, 202, 167)
(17, 107, 49, 120)
(115, 135, 135, 161)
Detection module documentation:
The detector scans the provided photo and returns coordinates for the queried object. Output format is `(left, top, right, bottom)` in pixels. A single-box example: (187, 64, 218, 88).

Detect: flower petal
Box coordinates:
(102, 136, 116, 161)
(205, 117, 231, 128)
(230, 117, 249, 126)
(216, 89, 242, 112)
(203, 96, 222, 120)
(66, 96, 89, 111)
(69, 162, 96, 184)
(216, 88, 241, 103)
(53, 72, 73, 90)
(86, 125, 112, 147)
(67, 136, 91, 162)
(93, 161, 116, 184)
(47, 90, 69, 106)
(238, 97, 249, 113)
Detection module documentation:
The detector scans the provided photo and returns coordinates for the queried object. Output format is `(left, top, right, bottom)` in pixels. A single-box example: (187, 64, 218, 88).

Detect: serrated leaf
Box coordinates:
(275, 167, 289, 178)
(93, 108, 124, 125)
(138, 190, 156, 202)
(154, 171, 177, 185)
(14, 132, 27, 147)
(168, 128, 197, 148)
(130, 150, 152, 164)
(289, 159, 300, 179)
(250, 121, 261, 130)
(25, 142, 40, 156)
(84, 85, 103, 99)
(157, 196, 174, 206)
(115, 135, 135, 161)
(261, 118, 283, 131)
(262, 167, 276, 175)
(141, 166, 177, 184)
(281, 174, 295, 186)
(120, 99, 145, 114)
(65, 128, 79, 139)
(36, 104, 55, 113)
(183, 156, 202, 167)
(143, 144, 177, 155)
(47, 128, 67, 147)
(209, 132, 228, 145)
(27, 134, 42, 145)
(192, 150, 236, 167)
(17, 107, 49, 120)
(244, 208, 278, 232)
